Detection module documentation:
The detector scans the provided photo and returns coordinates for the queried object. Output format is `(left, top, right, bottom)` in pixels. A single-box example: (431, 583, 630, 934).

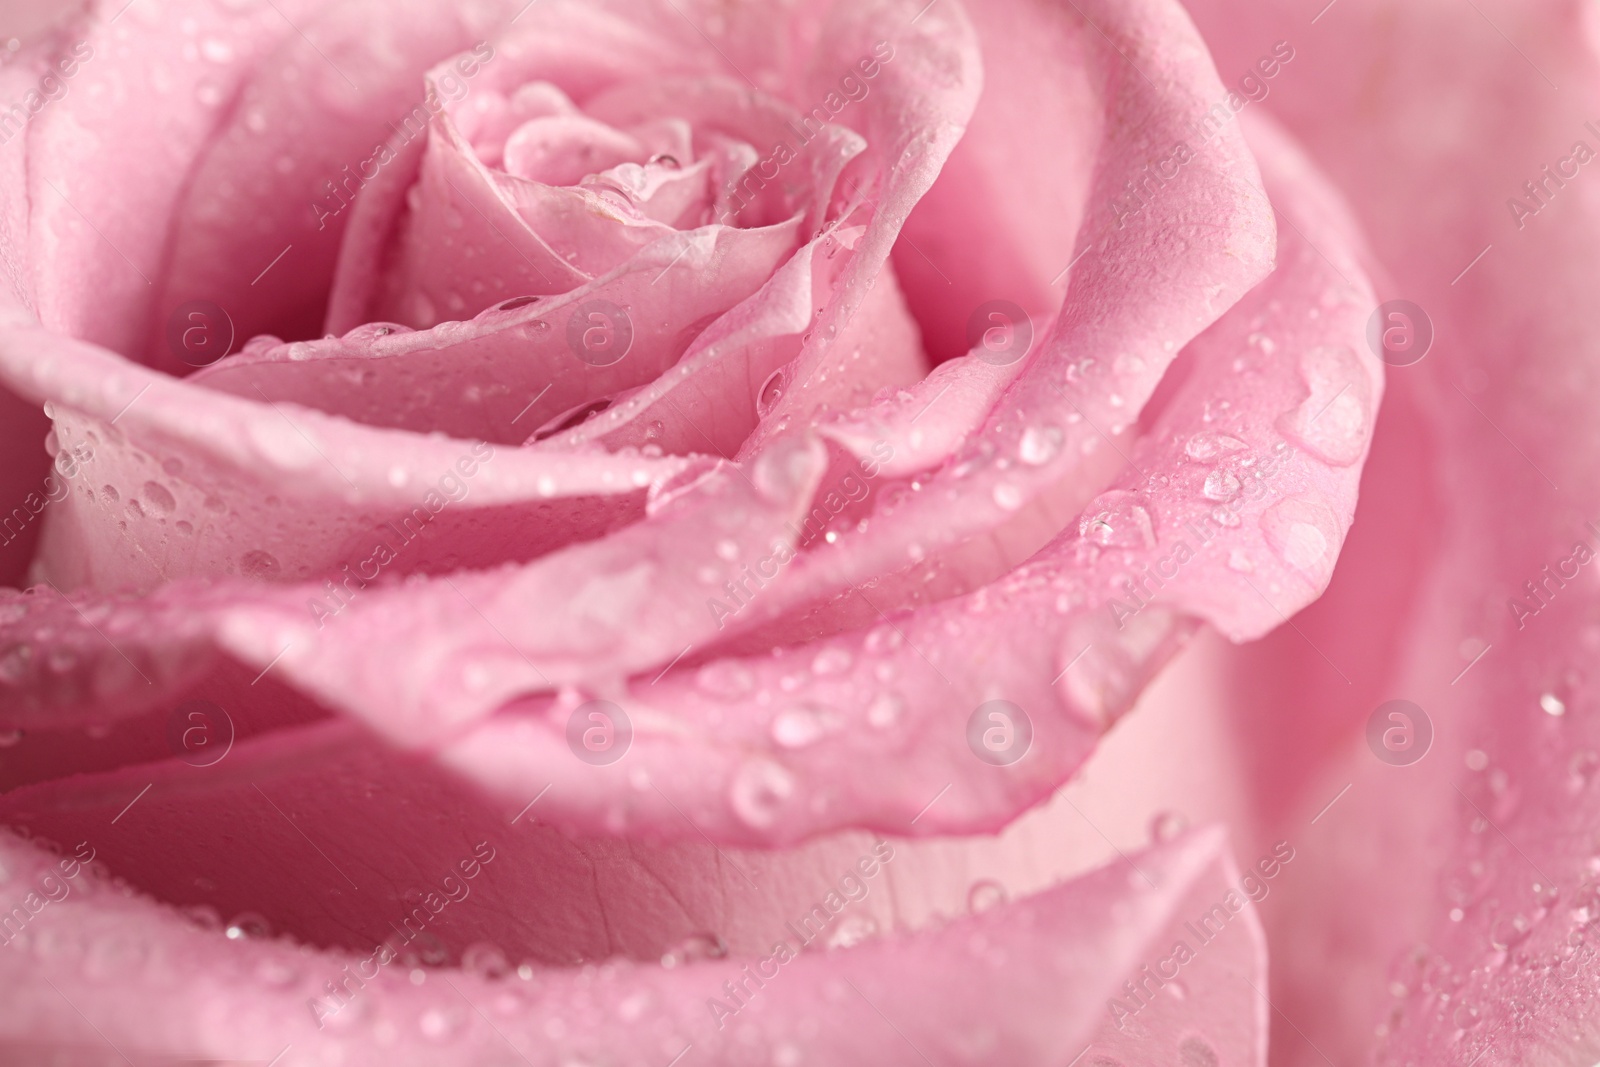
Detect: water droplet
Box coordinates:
(660, 932, 728, 968)
(1184, 432, 1246, 461)
(1569, 749, 1599, 792)
(1541, 692, 1567, 717)
(1226, 549, 1253, 572)
(462, 940, 511, 979)
(967, 879, 1008, 914)
(863, 625, 902, 654)
(1018, 425, 1062, 466)
(224, 912, 271, 940)
(812, 647, 852, 675)
(729, 758, 795, 828)
(418, 1005, 467, 1042)
(1149, 811, 1188, 843)
(751, 438, 815, 502)
(1262, 496, 1336, 581)
(238, 550, 281, 580)
(772, 706, 828, 749)
(1179, 1036, 1220, 1067)
(1275, 346, 1370, 467)
(141, 481, 176, 513)
(200, 38, 234, 63)
(992, 482, 1024, 511)
(1079, 491, 1156, 549)
(867, 692, 903, 729)
(825, 914, 878, 949)
(757, 369, 787, 416)
(697, 661, 754, 699)
(1201, 469, 1240, 501)
(1490, 913, 1533, 949)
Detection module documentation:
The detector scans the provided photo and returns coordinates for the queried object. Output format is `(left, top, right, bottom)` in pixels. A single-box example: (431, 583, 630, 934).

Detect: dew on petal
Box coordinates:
(1079, 491, 1155, 549)
(729, 758, 795, 828)
(967, 879, 1008, 914)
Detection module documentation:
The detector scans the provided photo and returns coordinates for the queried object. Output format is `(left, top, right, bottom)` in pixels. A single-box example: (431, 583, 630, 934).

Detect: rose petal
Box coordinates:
(0, 799, 1255, 1065)
(0, 315, 701, 592)
(1176, 1, 1600, 1062)
(214, 441, 829, 743)
(193, 219, 803, 444)
(148, 0, 523, 371)
(22, 0, 326, 355)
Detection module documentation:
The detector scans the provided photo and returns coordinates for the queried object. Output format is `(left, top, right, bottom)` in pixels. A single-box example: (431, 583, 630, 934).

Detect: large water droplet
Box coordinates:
(238, 550, 281, 580)
(863, 624, 902, 654)
(812, 647, 852, 675)
(826, 914, 878, 949)
(1261, 496, 1337, 582)
(967, 879, 1008, 914)
(1018, 425, 1062, 466)
(729, 758, 795, 828)
(1079, 491, 1155, 549)
(772, 706, 830, 749)
(418, 1004, 467, 1042)
(1201, 469, 1240, 502)
(1184, 432, 1246, 461)
(757, 369, 787, 417)
(462, 940, 511, 979)
(141, 481, 176, 514)
(867, 692, 903, 729)
(1179, 1036, 1220, 1067)
(1490, 913, 1533, 950)
(1275, 345, 1370, 467)
(1149, 810, 1188, 843)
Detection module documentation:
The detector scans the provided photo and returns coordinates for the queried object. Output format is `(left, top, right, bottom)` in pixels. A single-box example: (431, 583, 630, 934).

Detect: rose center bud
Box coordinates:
(363, 69, 865, 331)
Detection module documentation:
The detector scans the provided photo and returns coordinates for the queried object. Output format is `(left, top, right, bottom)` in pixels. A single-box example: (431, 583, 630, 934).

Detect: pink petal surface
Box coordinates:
(145, 0, 524, 368)
(0, 32, 57, 586)
(21, 0, 326, 356)
(0, 304, 706, 593)
(190, 218, 803, 445)
(0, 760, 1259, 1067)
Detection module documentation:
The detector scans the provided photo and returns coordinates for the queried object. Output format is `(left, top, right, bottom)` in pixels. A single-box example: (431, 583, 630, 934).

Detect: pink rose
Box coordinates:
(0, 0, 1559, 1062)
